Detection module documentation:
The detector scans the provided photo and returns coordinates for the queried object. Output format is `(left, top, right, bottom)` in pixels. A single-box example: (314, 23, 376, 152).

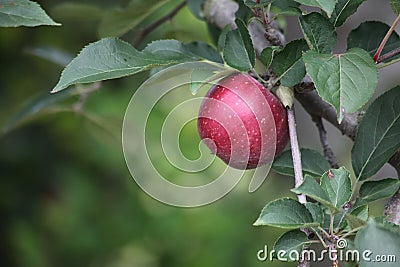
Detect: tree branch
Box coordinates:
(311, 116, 339, 169)
(295, 90, 358, 139)
(385, 189, 400, 224)
(133, 1, 186, 45)
(376, 47, 400, 64)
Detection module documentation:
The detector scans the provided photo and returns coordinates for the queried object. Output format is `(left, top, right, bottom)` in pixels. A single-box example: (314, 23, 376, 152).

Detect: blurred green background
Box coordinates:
(0, 1, 398, 267)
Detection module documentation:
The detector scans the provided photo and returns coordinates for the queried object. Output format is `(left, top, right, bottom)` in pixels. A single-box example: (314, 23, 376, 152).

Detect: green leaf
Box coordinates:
(253, 198, 317, 229)
(329, 0, 366, 27)
(98, 0, 170, 37)
(345, 210, 368, 229)
(143, 39, 197, 60)
(352, 87, 400, 180)
(260, 46, 280, 69)
(243, 0, 275, 8)
(222, 19, 255, 71)
(4, 88, 79, 133)
(292, 175, 336, 211)
(303, 48, 378, 122)
(291, 174, 328, 202)
(236, 18, 255, 66)
(271, 0, 301, 17)
(299, 12, 337, 54)
(350, 204, 368, 221)
(52, 38, 198, 92)
(347, 21, 400, 62)
(272, 149, 331, 177)
(273, 230, 310, 262)
(305, 203, 324, 224)
(355, 220, 400, 267)
(341, 204, 369, 231)
(217, 24, 231, 52)
(271, 39, 309, 87)
(293, 0, 338, 17)
(0, 0, 60, 27)
(183, 42, 223, 63)
(350, 198, 367, 210)
(359, 179, 400, 202)
(390, 0, 400, 15)
(320, 167, 352, 209)
(333, 210, 347, 231)
(189, 67, 236, 95)
(25, 46, 73, 67)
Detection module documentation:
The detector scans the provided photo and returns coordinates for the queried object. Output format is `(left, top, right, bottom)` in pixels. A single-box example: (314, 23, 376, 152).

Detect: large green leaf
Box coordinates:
(352, 87, 400, 180)
(98, 0, 171, 37)
(222, 19, 255, 71)
(299, 12, 337, 53)
(52, 38, 199, 92)
(0, 0, 60, 27)
(271, 39, 309, 87)
(272, 149, 332, 178)
(253, 198, 317, 229)
(273, 230, 310, 262)
(359, 179, 400, 202)
(355, 220, 400, 267)
(291, 175, 335, 210)
(320, 167, 352, 209)
(293, 0, 338, 17)
(390, 0, 400, 15)
(329, 0, 366, 27)
(303, 48, 378, 122)
(347, 21, 400, 62)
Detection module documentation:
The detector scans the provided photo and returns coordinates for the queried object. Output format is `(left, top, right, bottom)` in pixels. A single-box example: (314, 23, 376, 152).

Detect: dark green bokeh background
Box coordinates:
(0, 1, 397, 267)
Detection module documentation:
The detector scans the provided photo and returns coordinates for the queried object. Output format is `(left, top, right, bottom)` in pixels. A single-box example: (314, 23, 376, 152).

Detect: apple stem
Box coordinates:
(373, 15, 400, 62)
(287, 108, 307, 204)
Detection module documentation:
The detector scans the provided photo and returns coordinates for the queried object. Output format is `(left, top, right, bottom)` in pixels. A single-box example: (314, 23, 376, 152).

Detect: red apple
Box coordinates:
(197, 73, 289, 169)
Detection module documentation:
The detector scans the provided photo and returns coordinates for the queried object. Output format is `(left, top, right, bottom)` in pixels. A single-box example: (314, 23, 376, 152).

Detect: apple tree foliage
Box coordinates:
(2, 0, 400, 266)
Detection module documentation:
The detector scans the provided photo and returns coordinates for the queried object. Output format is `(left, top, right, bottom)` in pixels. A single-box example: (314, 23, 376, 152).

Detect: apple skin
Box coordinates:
(197, 73, 289, 169)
